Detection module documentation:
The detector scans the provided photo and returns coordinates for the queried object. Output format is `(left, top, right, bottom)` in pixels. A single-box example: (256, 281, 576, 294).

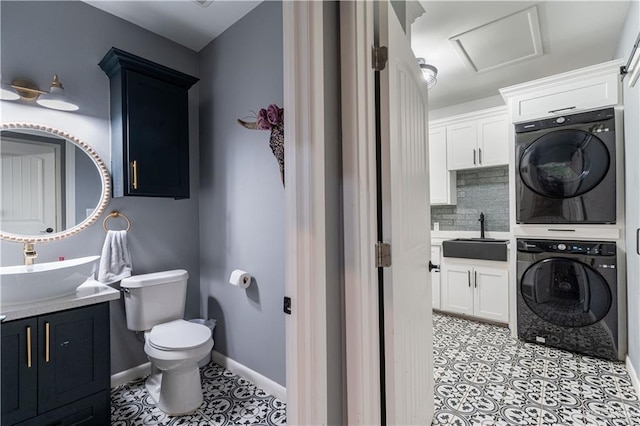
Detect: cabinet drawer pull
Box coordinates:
(478, 148, 482, 165)
(468, 270, 471, 287)
(27, 326, 32, 368)
(473, 149, 476, 165)
(131, 160, 138, 190)
(45, 322, 50, 363)
(548, 106, 576, 114)
(474, 271, 477, 288)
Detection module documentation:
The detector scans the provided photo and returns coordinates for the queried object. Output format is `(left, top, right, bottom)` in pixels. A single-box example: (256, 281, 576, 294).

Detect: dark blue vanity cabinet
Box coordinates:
(1, 303, 110, 425)
(99, 48, 199, 199)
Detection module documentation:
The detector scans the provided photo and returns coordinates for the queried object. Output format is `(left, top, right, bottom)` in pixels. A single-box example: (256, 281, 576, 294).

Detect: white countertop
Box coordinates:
(1, 279, 121, 322)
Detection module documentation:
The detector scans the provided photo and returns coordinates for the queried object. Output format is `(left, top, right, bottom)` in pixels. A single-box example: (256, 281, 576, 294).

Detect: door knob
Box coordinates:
(429, 261, 440, 272)
(41, 227, 54, 233)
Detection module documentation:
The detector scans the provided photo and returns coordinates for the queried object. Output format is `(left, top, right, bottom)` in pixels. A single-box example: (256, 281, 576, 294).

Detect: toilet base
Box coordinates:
(145, 363, 204, 416)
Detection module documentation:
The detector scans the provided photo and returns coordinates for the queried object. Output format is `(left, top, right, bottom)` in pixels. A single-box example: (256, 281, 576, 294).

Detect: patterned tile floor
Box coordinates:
(433, 313, 640, 425)
(111, 363, 286, 425)
(112, 314, 640, 425)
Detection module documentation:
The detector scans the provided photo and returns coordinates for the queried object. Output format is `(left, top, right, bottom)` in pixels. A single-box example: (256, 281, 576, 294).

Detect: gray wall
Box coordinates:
(616, 0, 640, 379)
(431, 165, 509, 232)
(0, 1, 201, 375)
(198, 2, 286, 385)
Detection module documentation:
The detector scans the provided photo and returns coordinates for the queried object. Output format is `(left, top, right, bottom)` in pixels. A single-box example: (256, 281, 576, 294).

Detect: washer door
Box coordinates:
(519, 130, 610, 198)
(520, 257, 611, 327)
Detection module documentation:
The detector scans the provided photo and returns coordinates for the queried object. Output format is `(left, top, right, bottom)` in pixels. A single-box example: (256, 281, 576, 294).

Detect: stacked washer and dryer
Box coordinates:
(514, 107, 625, 361)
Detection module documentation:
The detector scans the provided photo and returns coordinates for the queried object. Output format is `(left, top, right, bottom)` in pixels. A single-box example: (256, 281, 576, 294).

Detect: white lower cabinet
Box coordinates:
(440, 259, 509, 323)
(431, 246, 441, 309)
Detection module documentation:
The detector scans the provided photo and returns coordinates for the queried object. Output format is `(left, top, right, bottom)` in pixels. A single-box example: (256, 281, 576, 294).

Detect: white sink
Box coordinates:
(0, 256, 100, 305)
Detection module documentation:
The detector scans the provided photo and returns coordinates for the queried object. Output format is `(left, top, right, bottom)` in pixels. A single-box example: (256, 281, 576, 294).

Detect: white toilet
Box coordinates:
(120, 270, 214, 415)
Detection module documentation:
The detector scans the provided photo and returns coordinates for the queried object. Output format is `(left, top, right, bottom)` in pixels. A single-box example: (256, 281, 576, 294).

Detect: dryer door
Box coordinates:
(519, 130, 610, 199)
(520, 257, 611, 327)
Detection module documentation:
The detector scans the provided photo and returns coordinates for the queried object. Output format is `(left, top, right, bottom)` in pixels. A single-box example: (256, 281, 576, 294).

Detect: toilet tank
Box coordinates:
(120, 269, 189, 331)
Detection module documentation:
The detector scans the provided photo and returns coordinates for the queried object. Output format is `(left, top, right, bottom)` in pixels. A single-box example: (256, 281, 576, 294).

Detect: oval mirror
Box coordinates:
(0, 123, 110, 242)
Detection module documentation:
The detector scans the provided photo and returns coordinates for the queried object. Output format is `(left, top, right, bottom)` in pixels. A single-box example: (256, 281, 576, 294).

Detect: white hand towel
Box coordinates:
(98, 230, 132, 284)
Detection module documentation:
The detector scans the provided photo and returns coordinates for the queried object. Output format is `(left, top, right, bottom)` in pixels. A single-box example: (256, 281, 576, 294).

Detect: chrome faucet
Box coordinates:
(24, 242, 37, 265)
(479, 212, 486, 239)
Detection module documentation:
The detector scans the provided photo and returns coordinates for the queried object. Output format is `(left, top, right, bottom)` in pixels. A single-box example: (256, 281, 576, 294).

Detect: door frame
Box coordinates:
(339, 2, 383, 424)
(283, 2, 330, 424)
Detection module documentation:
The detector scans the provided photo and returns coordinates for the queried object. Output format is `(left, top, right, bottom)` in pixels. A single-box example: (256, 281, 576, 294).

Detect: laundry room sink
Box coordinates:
(442, 238, 509, 261)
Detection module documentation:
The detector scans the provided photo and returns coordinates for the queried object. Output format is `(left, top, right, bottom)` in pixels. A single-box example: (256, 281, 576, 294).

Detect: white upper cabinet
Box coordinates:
(429, 126, 456, 205)
(436, 106, 509, 171)
(500, 59, 623, 123)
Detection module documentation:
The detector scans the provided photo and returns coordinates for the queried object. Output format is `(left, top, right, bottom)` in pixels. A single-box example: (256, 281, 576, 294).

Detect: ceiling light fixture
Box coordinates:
(417, 58, 438, 89)
(1, 74, 78, 111)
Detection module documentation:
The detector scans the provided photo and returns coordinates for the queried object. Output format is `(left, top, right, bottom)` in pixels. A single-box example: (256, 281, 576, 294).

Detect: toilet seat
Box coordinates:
(147, 319, 211, 351)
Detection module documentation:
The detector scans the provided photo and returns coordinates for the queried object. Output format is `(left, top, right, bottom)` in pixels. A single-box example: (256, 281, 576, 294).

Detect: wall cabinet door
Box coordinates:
(99, 47, 199, 199)
(446, 121, 477, 170)
(441, 263, 474, 315)
(476, 114, 509, 168)
(473, 266, 509, 323)
(431, 246, 442, 309)
(429, 127, 456, 205)
(1, 318, 38, 425)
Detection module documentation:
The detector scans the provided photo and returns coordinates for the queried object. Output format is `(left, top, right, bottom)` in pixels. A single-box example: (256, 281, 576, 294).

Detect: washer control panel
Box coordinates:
(517, 239, 616, 256)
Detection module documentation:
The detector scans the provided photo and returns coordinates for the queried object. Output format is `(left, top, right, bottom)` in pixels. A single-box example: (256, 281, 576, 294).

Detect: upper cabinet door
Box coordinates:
(476, 113, 509, 168)
(99, 48, 198, 199)
(429, 127, 456, 205)
(446, 121, 477, 170)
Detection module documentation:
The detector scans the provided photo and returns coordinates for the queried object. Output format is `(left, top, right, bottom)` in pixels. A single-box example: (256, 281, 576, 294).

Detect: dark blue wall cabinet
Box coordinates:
(1, 303, 110, 425)
(99, 47, 199, 199)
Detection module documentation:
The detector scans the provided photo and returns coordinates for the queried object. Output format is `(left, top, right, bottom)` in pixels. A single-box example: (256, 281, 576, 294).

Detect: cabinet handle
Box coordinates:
(548, 106, 576, 114)
(474, 271, 477, 288)
(478, 148, 482, 165)
(27, 326, 32, 368)
(131, 160, 138, 190)
(468, 270, 471, 287)
(473, 149, 476, 165)
(636, 228, 639, 255)
(45, 322, 50, 363)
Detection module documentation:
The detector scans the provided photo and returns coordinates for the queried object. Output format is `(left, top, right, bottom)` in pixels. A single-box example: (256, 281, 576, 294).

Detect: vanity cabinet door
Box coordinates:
(440, 263, 474, 315)
(1, 318, 38, 425)
(473, 266, 509, 323)
(37, 303, 110, 414)
(429, 127, 456, 205)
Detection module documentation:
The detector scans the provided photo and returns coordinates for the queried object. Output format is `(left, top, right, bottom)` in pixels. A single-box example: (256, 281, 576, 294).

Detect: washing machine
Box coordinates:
(515, 108, 616, 224)
(517, 239, 621, 361)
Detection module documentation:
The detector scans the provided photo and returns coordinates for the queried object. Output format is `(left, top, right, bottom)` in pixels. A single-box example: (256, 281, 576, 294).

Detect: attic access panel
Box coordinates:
(449, 5, 543, 74)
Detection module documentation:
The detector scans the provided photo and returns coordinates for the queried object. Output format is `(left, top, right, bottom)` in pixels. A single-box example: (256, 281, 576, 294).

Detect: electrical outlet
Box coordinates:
(433, 222, 440, 231)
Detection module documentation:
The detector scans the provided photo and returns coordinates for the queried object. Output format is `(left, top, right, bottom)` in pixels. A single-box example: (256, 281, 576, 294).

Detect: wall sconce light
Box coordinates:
(417, 58, 438, 89)
(1, 74, 79, 111)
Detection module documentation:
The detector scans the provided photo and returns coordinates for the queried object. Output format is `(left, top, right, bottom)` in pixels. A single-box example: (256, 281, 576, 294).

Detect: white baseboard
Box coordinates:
(626, 356, 640, 397)
(111, 362, 151, 389)
(211, 350, 286, 402)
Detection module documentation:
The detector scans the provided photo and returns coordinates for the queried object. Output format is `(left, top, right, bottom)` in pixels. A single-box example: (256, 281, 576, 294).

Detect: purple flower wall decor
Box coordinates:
(237, 104, 285, 186)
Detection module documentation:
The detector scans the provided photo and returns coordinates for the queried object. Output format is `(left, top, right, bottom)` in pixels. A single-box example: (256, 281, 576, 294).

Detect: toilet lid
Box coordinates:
(148, 320, 211, 350)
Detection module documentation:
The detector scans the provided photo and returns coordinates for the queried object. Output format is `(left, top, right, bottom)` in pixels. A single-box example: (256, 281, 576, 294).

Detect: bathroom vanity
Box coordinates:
(1, 282, 119, 425)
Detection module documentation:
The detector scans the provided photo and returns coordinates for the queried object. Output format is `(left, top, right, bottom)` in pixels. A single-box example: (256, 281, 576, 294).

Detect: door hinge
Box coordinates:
(372, 45, 388, 71)
(283, 297, 292, 315)
(375, 242, 392, 268)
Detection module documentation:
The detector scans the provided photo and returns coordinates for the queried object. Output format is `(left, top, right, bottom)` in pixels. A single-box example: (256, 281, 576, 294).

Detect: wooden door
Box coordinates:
(0, 140, 59, 234)
(431, 247, 441, 309)
(378, 1, 433, 423)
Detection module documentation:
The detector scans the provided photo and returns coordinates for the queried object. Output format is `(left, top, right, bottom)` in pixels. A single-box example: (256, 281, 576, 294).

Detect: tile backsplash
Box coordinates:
(431, 166, 509, 232)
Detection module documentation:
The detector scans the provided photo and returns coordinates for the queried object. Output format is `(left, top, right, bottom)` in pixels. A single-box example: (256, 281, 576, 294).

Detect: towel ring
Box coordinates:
(103, 211, 131, 232)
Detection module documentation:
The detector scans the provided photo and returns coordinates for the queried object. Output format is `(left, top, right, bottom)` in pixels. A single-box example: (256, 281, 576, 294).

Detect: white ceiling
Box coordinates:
(412, 1, 631, 110)
(83, 1, 631, 111)
(83, 0, 262, 52)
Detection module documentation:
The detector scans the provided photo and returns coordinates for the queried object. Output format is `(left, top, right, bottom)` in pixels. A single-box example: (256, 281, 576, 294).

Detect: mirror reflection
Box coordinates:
(1, 128, 102, 236)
